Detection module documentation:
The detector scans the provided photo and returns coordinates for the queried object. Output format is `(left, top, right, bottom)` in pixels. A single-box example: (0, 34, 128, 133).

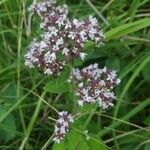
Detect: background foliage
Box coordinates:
(0, 0, 150, 149)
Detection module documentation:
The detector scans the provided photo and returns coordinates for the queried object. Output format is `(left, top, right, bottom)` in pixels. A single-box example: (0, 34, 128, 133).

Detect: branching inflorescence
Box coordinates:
(25, 0, 104, 75)
(25, 0, 120, 144)
(70, 64, 121, 109)
(53, 111, 74, 143)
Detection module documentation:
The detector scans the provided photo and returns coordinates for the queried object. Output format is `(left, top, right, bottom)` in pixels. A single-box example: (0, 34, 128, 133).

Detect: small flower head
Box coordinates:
(70, 64, 120, 109)
(53, 111, 74, 143)
(25, 0, 104, 76)
(25, 40, 64, 75)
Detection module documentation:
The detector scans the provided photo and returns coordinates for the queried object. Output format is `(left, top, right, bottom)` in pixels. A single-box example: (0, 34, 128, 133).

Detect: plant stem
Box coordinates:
(41, 134, 55, 150)
(85, 0, 109, 26)
(17, 0, 26, 131)
(19, 91, 46, 150)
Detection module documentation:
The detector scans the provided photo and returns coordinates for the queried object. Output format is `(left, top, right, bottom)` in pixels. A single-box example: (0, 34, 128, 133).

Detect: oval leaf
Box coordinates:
(44, 80, 70, 94)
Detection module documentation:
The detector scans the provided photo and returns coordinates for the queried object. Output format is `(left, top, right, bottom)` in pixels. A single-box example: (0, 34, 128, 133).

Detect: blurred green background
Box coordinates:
(0, 0, 150, 149)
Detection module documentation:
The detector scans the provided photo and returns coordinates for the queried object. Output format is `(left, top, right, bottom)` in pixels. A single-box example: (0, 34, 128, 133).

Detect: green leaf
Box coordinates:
(79, 137, 89, 150)
(144, 143, 150, 150)
(52, 130, 89, 150)
(84, 41, 95, 59)
(67, 130, 81, 150)
(44, 67, 71, 93)
(121, 143, 137, 150)
(100, 97, 150, 137)
(144, 116, 150, 125)
(74, 58, 83, 67)
(1, 83, 17, 104)
(106, 56, 120, 71)
(105, 18, 150, 40)
(79, 103, 97, 113)
(44, 80, 70, 94)
(88, 135, 107, 150)
(128, 0, 140, 21)
(0, 0, 9, 6)
(52, 141, 66, 150)
(0, 105, 16, 141)
(58, 65, 70, 83)
(142, 62, 150, 82)
(118, 130, 150, 145)
(74, 41, 95, 67)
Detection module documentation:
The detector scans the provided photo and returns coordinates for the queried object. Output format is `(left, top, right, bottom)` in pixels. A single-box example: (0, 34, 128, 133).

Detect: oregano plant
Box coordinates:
(25, 0, 120, 148)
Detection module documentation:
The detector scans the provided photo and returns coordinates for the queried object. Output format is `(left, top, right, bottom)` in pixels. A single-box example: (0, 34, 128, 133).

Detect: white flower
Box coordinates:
(102, 66, 107, 73)
(65, 19, 72, 29)
(25, 59, 34, 68)
(62, 47, 69, 55)
(40, 23, 45, 28)
(48, 26, 59, 36)
(79, 30, 87, 41)
(116, 78, 121, 85)
(59, 126, 67, 134)
(44, 52, 56, 63)
(84, 130, 90, 140)
(44, 68, 53, 75)
(52, 44, 60, 51)
(79, 82, 83, 88)
(88, 28, 97, 40)
(58, 111, 67, 116)
(68, 31, 76, 40)
(53, 111, 74, 143)
(40, 41, 47, 49)
(72, 69, 82, 80)
(81, 89, 88, 95)
(80, 52, 87, 60)
(78, 100, 83, 106)
(56, 14, 67, 27)
(56, 37, 64, 46)
(28, 3, 35, 12)
(89, 16, 98, 26)
(37, 3, 47, 12)
(73, 19, 84, 28)
(68, 114, 74, 123)
(99, 80, 106, 86)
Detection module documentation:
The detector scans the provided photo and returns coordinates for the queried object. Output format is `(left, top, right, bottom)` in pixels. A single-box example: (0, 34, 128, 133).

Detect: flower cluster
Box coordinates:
(70, 64, 121, 109)
(25, 0, 104, 75)
(25, 0, 121, 145)
(53, 111, 74, 143)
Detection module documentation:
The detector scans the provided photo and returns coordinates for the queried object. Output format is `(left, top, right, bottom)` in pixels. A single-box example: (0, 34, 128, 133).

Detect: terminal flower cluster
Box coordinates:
(25, 0, 121, 144)
(53, 111, 74, 143)
(71, 64, 121, 109)
(25, 0, 104, 75)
